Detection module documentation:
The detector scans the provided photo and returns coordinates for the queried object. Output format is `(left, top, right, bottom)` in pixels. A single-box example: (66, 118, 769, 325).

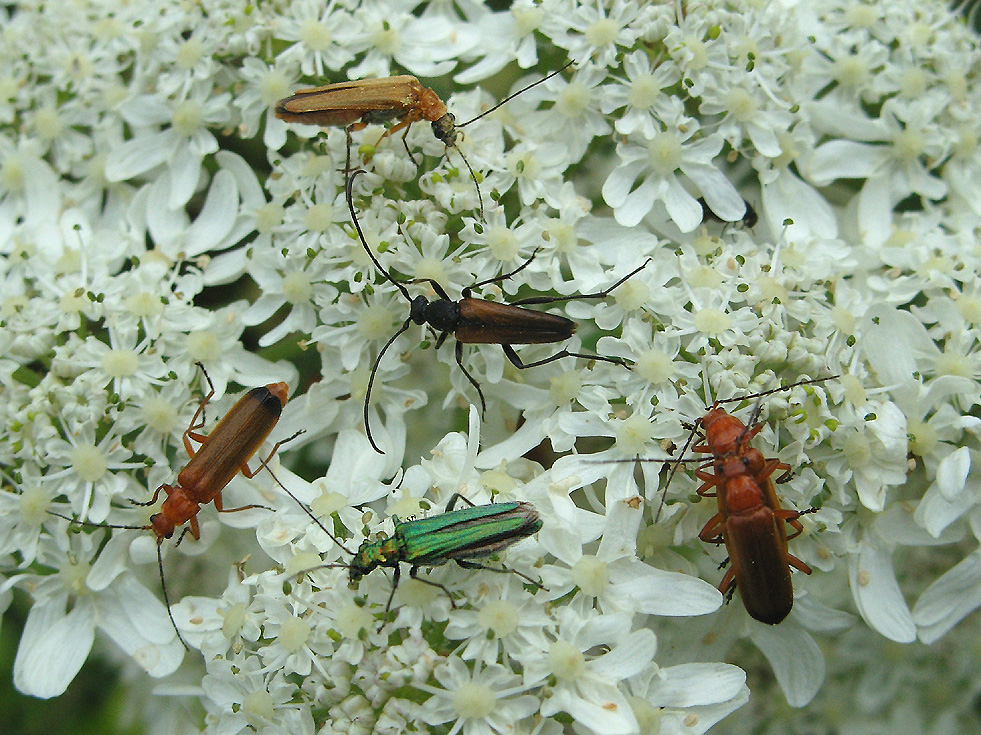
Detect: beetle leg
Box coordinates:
(756, 458, 791, 484)
(182, 362, 218, 455)
(774, 463, 794, 484)
(718, 566, 737, 598)
(212, 491, 271, 516)
(455, 340, 487, 416)
(694, 468, 723, 497)
(455, 559, 545, 590)
(510, 258, 650, 307)
(378, 563, 403, 631)
(242, 430, 306, 479)
(777, 507, 815, 540)
(698, 513, 726, 544)
(443, 492, 475, 511)
(133, 483, 171, 507)
(408, 565, 457, 608)
(500, 343, 629, 370)
(784, 552, 812, 575)
(400, 124, 420, 167)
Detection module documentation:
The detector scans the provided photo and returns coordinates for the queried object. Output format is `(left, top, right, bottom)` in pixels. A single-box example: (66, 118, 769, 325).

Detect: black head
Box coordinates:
(409, 295, 431, 325)
(431, 112, 459, 146)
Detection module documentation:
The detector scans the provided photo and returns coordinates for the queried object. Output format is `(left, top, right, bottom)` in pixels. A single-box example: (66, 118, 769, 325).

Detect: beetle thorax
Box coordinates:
(421, 298, 459, 332)
(723, 474, 767, 514)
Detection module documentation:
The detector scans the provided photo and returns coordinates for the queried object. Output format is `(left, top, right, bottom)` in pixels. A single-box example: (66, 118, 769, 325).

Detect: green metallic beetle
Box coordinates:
(296, 493, 544, 626)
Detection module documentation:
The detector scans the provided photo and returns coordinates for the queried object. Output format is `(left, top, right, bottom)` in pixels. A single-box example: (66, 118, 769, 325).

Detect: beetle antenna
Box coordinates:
(712, 376, 838, 408)
(50, 511, 192, 649)
(457, 60, 575, 128)
(346, 169, 412, 302)
(447, 145, 484, 222)
(157, 543, 190, 650)
(363, 317, 413, 454)
(256, 456, 354, 555)
(48, 511, 147, 531)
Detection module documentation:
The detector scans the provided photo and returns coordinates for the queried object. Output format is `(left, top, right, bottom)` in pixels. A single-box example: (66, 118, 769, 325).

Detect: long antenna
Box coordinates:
(457, 60, 576, 128)
(256, 456, 354, 556)
(156, 544, 190, 649)
(345, 169, 411, 302)
(49, 511, 191, 649)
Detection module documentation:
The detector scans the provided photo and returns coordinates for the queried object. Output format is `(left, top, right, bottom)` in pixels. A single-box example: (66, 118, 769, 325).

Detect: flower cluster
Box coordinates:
(2, 1, 981, 734)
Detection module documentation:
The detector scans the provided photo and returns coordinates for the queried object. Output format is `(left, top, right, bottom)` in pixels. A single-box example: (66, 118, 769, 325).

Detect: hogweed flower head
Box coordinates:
(2, 2, 981, 734)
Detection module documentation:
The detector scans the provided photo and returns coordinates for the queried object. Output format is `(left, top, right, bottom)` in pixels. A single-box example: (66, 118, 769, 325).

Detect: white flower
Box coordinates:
(602, 112, 744, 231)
(9, 533, 183, 698)
(417, 658, 540, 735)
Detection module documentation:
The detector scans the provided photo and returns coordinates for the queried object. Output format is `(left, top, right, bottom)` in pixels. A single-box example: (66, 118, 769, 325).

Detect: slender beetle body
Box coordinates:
(275, 76, 453, 143)
(276, 64, 574, 220)
(306, 494, 544, 628)
(53, 366, 299, 648)
(597, 378, 834, 623)
(349, 499, 542, 580)
(346, 169, 649, 452)
(692, 407, 812, 625)
(147, 381, 288, 541)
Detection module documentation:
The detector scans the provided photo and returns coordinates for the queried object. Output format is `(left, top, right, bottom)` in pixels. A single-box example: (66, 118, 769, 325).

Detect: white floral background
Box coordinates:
(2, 1, 980, 734)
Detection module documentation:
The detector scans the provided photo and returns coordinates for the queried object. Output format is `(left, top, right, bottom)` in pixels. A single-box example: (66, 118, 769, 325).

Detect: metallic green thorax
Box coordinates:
(348, 501, 541, 581)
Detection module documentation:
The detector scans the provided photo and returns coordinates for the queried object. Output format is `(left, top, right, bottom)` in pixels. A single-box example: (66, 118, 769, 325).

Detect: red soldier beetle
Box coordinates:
(52, 364, 302, 647)
(275, 62, 574, 220)
(346, 168, 651, 453)
(607, 376, 836, 624)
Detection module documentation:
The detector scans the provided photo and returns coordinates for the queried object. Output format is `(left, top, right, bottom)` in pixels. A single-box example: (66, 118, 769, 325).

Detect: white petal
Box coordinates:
(915, 484, 969, 538)
(602, 160, 646, 209)
(848, 538, 916, 642)
(749, 622, 824, 707)
(104, 131, 173, 181)
(146, 177, 190, 249)
(856, 175, 892, 247)
(98, 576, 184, 676)
(936, 447, 970, 502)
(167, 145, 204, 209)
(760, 170, 838, 239)
(87, 531, 134, 591)
(216, 150, 266, 207)
(614, 562, 722, 616)
(683, 164, 743, 222)
(806, 140, 885, 185)
(913, 549, 981, 644)
(790, 592, 856, 633)
(203, 246, 249, 286)
(184, 170, 238, 256)
(589, 629, 656, 680)
(861, 304, 936, 386)
(542, 685, 638, 735)
(661, 175, 702, 233)
(14, 599, 95, 698)
(648, 662, 746, 707)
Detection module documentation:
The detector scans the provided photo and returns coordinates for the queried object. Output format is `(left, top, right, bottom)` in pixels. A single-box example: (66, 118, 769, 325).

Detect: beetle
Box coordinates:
(275, 62, 574, 220)
(298, 493, 543, 629)
(52, 364, 301, 647)
(346, 168, 651, 453)
(602, 377, 835, 624)
(689, 402, 812, 624)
